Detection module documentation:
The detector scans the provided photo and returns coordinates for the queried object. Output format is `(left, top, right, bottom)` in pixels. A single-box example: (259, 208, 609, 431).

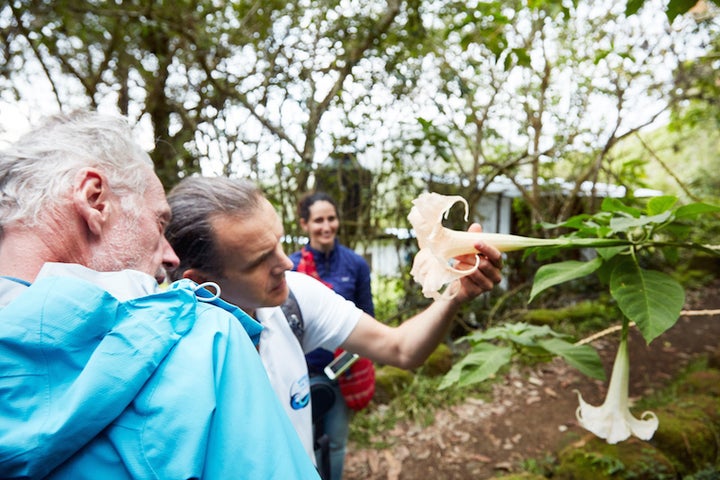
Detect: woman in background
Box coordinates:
(290, 191, 374, 480)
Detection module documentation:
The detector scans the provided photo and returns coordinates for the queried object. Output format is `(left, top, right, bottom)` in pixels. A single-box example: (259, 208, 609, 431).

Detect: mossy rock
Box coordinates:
(555, 435, 676, 480)
(492, 473, 547, 480)
(519, 300, 618, 328)
(677, 369, 720, 397)
(672, 395, 720, 432)
(650, 402, 719, 475)
(520, 308, 559, 326)
(373, 365, 413, 404)
(707, 346, 720, 370)
(422, 343, 453, 377)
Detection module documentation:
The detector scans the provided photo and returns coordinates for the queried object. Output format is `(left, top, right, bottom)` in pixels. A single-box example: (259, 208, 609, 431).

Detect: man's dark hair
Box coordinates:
(165, 176, 264, 281)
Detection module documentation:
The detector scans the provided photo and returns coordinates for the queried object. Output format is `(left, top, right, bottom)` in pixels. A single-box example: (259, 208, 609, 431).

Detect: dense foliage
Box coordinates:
(1, 1, 718, 249)
(442, 194, 720, 389)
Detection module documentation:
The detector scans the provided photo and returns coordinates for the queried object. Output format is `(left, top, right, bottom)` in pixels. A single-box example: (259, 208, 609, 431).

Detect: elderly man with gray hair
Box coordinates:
(0, 111, 319, 479)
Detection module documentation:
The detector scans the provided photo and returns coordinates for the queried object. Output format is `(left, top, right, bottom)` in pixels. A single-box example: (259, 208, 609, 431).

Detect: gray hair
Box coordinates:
(0, 110, 153, 232)
(165, 176, 265, 281)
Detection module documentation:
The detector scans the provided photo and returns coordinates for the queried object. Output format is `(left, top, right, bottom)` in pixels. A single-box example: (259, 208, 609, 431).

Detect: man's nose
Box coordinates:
(162, 238, 180, 270)
(274, 252, 294, 274)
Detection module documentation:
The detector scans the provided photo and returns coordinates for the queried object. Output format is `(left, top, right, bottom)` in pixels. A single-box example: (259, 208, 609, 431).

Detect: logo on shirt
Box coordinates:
(289, 374, 310, 410)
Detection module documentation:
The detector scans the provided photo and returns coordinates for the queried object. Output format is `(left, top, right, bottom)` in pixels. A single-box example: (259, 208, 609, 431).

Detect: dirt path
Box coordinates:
(344, 279, 720, 480)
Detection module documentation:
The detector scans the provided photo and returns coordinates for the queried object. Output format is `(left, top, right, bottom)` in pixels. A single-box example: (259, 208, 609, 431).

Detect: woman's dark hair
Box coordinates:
(297, 191, 339, 222)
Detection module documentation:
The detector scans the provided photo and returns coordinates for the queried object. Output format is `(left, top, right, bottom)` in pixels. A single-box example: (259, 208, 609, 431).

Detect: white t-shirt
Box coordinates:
(255, 271, 363, 462)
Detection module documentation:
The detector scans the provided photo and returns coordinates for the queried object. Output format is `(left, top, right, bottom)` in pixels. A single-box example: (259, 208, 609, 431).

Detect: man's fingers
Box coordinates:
(475, 243, 503, 269)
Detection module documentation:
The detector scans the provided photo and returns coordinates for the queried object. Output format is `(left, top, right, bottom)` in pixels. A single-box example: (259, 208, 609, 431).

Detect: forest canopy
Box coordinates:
(1, 0, 718, 248)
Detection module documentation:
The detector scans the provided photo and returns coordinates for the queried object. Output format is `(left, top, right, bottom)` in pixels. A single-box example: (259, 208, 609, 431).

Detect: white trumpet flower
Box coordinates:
(575, 336, 658, 444)
(407, 192, 621, 299)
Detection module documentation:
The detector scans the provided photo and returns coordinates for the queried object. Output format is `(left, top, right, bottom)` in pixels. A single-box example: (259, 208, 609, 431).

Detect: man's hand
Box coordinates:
(452, 223, 503, 303)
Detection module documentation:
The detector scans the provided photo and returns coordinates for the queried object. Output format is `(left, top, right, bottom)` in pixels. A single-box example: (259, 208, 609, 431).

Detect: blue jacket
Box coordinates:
(0, 269, 319, 479)
(289, 240, 374, 316)
(290, 240, 374, 371)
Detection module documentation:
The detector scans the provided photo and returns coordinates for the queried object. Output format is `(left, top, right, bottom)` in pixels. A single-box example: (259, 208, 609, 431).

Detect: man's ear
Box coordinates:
(184, 269, 222, 298)
(182, 268, 209, 285)
(73, 168, 110, 236)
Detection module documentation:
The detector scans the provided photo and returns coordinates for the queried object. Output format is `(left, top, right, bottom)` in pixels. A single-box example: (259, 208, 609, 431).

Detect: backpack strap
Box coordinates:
(281, 287, 333, 480)
(280, 289, 304, 344)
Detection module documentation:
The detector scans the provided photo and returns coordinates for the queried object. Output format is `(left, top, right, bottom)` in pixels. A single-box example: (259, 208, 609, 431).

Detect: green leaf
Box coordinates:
(586, 225, 614, 238)
(625, 0, 645, 16)
(596, 245, 628, 261)
(541, 214, 591, 230)
(647, 196, 677, 215)
(662, 223, 692, 239)
(601, 197, 642, 217)
(666, 0, 699, 22)
(596, 254, 626, 285)
(463, 324, 515, 343)
(529, 257, 603, 303)
(463, 322, 562, 346)
(609, 260, 685, 344)
(507, 325, 553, 347)
(674, 202, 720, 219)
(609, 211, 672, 233)
(662, 246, 680, 264)
(439, 345, 512, 390)
(512, 47, 532, 68)
(531, 246, 563, 262)
(537, 338, 606, 381)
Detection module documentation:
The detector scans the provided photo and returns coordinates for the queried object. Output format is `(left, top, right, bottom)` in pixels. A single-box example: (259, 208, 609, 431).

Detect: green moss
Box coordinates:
(372, 365, 413, 404)
(676, 394, 720, 431)
(421, 343, 453, 377)
(683, 466, 720, 479)
(518, 299, 621, 337)
(555, 435, 676, 479)
(707, 345, 720, 371)
(650, 402, 719, 475)
(492, 473, 548, 480)
(520, 308, 559, 325)
(677, 370, 720, 397)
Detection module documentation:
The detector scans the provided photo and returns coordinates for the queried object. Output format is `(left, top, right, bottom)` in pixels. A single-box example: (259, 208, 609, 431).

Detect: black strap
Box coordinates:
(280, 289, 305, 344)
